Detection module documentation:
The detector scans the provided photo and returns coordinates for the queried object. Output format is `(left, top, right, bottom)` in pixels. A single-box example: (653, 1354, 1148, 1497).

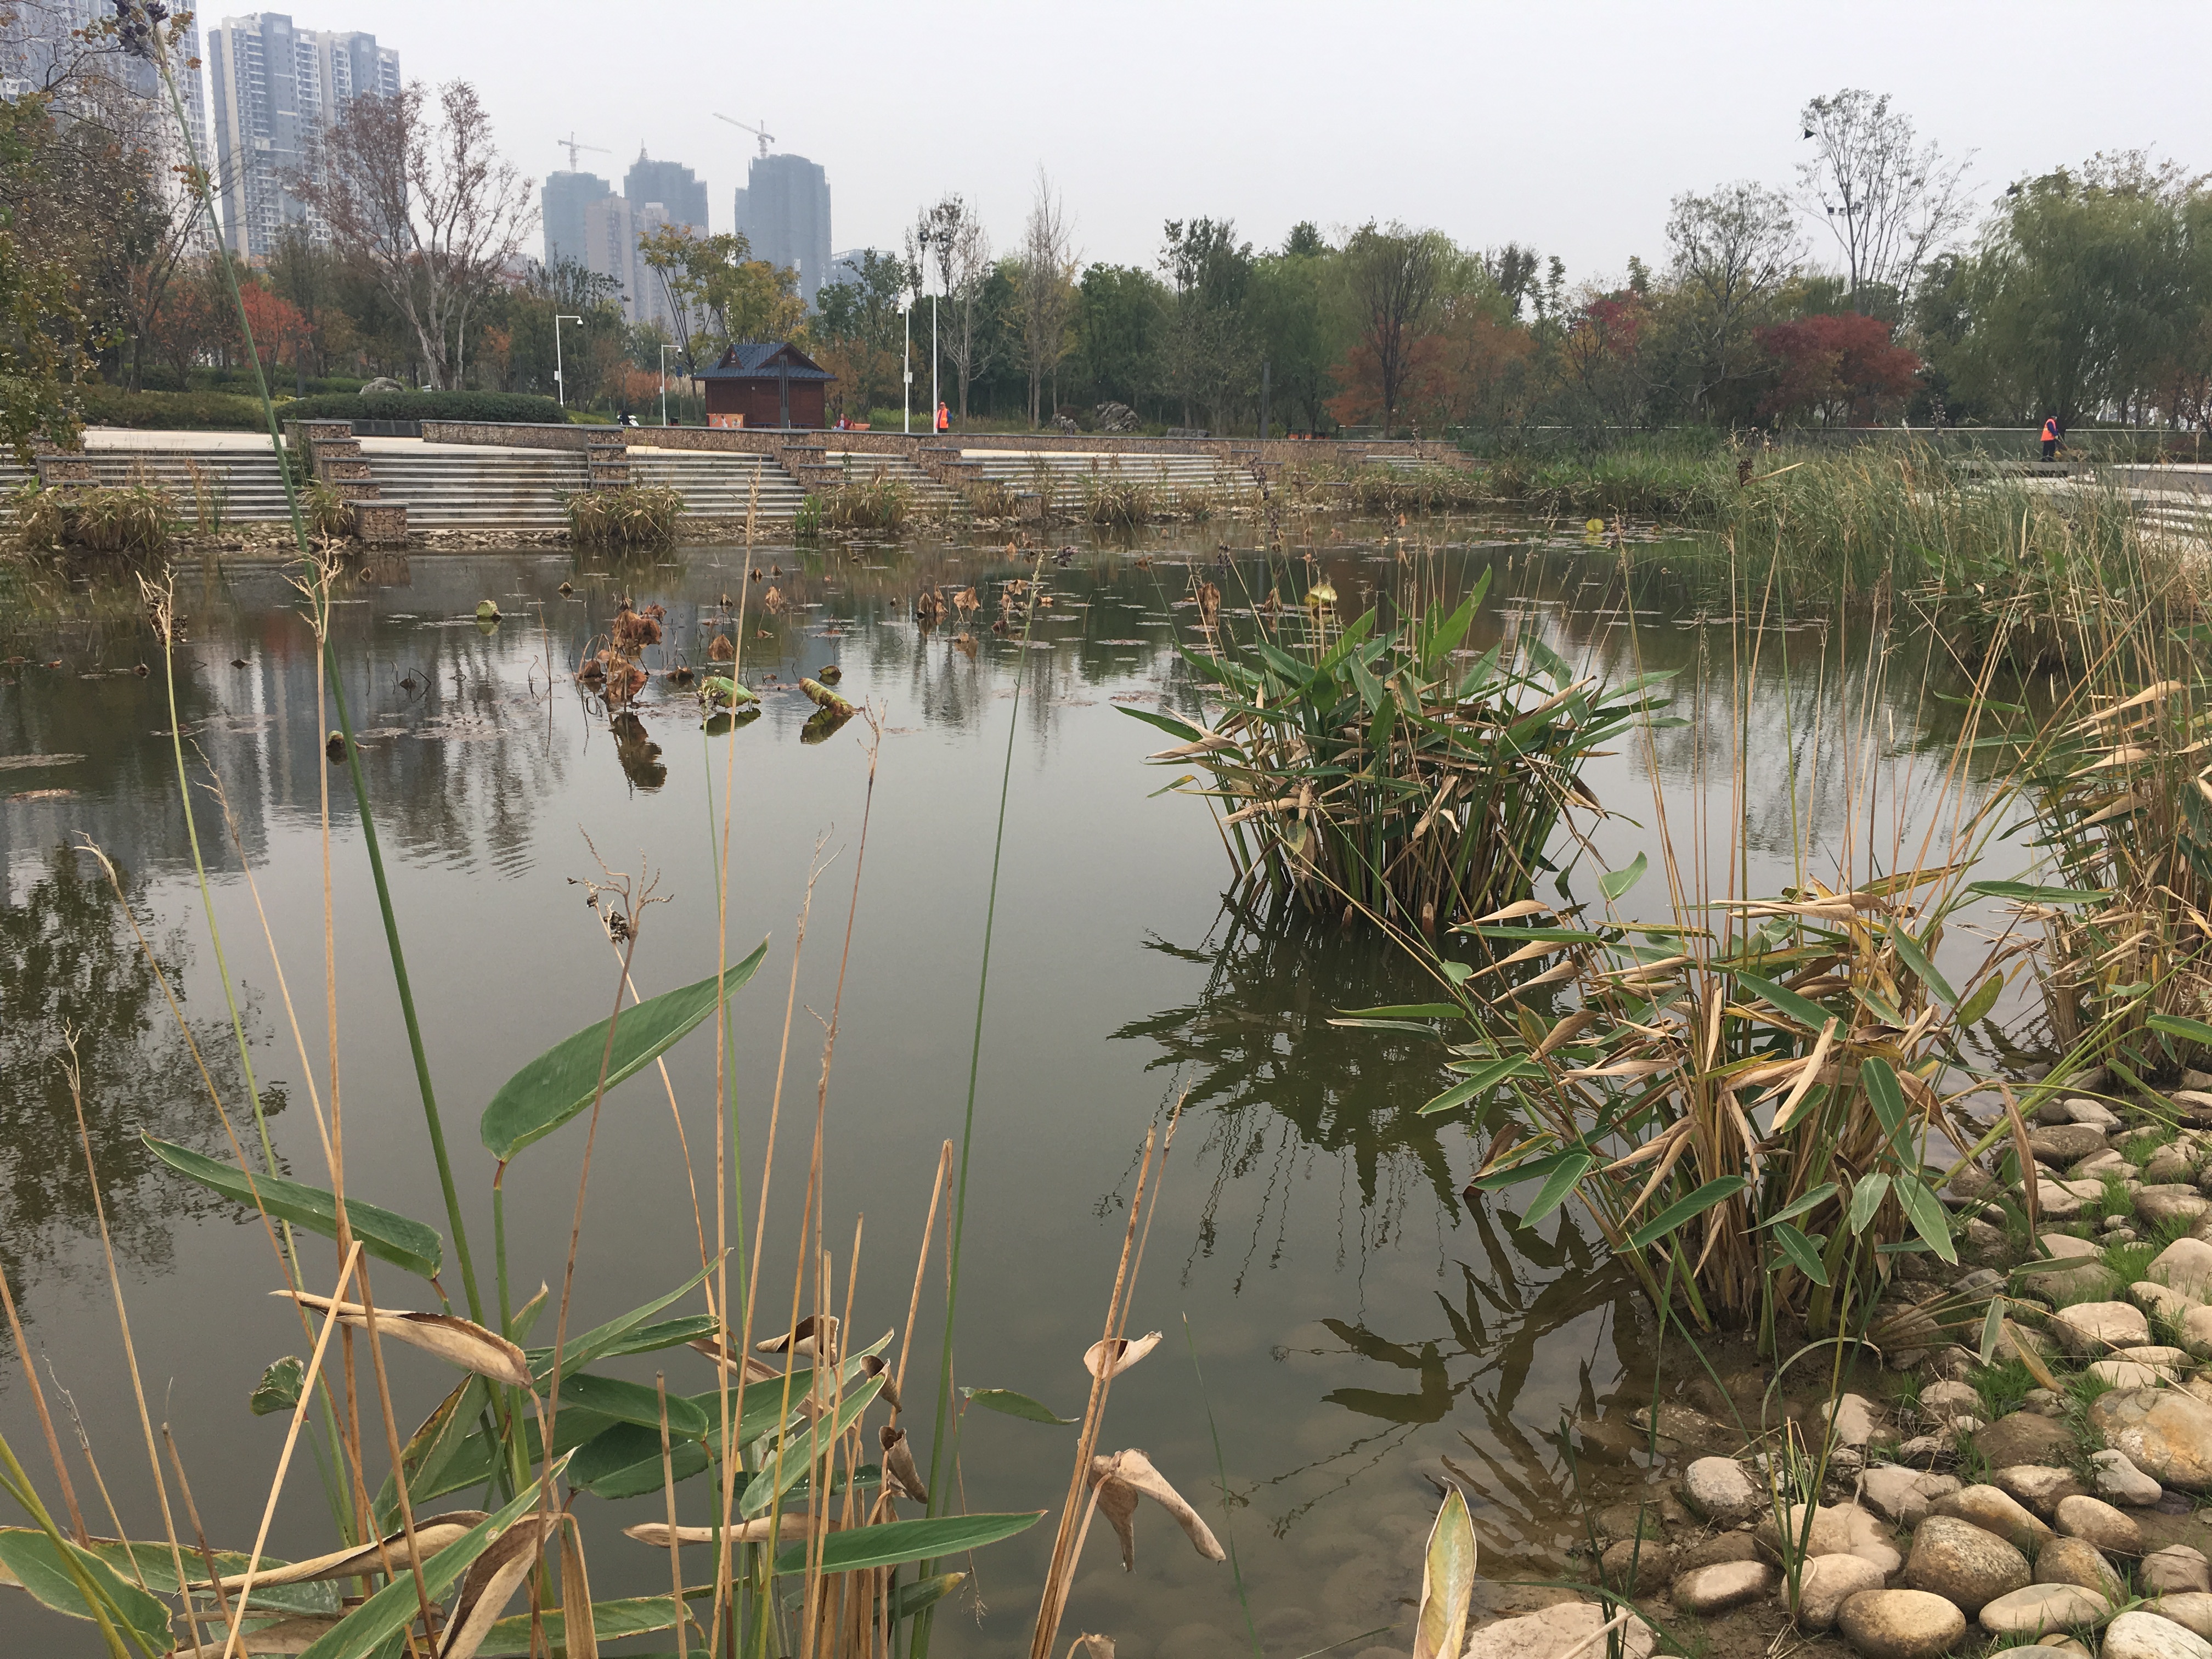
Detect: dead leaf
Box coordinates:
(624, 1515, 815, 1547)
(687, 1336, 777, 1383)
(856, 1353, 900, 1410)
(438, 1513, 560, 1659)
(756, 1313, 839, 1363)
(1082, 1331, 1162, 1381)
(880, 1424, 928, 1503)
(275, 1293, 531, 1388)
(1086, 1449, 1225, 1569)
(190, 1514, 486, 1591)
(1066, 1638, 1115, 1659)
(177, 1614, 340, 1654)
(559, 1516, 599, 1659)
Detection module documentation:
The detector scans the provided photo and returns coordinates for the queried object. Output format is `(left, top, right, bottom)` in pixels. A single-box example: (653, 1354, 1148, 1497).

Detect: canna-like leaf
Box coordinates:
(250, 1355, 304, 1417)
(2150, 1013, 2212, 1046)
(1888, 924, 1958, 1006)
(1523, 1153, 1594, 1222)
(890, 1572, 966, 1621)
(1893, 1176, 1958, 1264)
(1861, 1057, 1912, 1153)
(1412, 1487, 1477, 1659)
(1847, 1172, 1893, 1236)
(529, 1260, 719, 1384)
(1771, 1222, 1831, 1286)
(478, 1595, 695, 1657)
(1732, 971, 1832, 1034)
(962, 1388, 1075, 1425)
(1626, 1176, 1745, 1250)
(480, 944, 769, 1160)
(556, 1373, 708, 1440)
(771, 1511, 1042, 1577)
(0, 1528, 174, 1650)
(569, 1422, 711, 1500)
(1967, 880, 2111, 905)
(1598, 852, 1648, 903)
(1754, 1182, 1838, 1229)
(1957, 972, 2004, 1028)
(144, 1135, 442, 1280)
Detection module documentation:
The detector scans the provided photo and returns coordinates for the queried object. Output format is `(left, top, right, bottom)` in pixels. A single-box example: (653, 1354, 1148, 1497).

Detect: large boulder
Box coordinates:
(2090, 1390, 2212, 1491)
(1838, 1589, 1968, 1659)
(2055, 1493, 2145, 1554)
(1903, 1515, 2032, 1615)
(1791, 1554, 1888, 1632)
(2103, 1610, 2212, 1659)
(1977, 1583, 2115, 1637)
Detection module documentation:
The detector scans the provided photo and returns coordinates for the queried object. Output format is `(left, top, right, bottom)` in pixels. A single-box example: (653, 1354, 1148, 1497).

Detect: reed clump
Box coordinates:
(7, 479, 176, 560)
(566, 483, 684, 548)
(816, 476, 911, 533)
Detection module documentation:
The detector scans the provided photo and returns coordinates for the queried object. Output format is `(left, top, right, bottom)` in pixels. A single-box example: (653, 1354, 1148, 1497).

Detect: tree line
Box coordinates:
(7, 30, 2210, 450)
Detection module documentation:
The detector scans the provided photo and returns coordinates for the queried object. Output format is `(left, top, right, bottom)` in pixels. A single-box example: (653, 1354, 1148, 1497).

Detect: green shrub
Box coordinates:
(75, 385, 271, 430)
(566, 484, 682, 547)
(282, 391, 567, 425)
(306, 482, 355, 539)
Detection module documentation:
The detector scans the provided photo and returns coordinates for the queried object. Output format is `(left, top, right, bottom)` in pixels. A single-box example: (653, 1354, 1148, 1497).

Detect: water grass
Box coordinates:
(567, 483, 685, 548)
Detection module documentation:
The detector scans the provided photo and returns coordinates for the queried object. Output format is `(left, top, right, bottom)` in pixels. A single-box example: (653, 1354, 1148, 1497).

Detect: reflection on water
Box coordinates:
(0, 519, 2001, 1657)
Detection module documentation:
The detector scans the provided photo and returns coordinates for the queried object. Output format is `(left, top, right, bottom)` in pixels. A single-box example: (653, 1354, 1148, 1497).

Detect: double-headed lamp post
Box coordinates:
(917, 228, 939, 435)
(553, 314, 583, 408)
(659, 343, 680, 427)
(900, 290, 913, 435)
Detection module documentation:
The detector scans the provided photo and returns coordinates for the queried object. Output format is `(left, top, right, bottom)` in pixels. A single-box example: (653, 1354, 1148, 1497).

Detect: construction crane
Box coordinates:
(713, 114, 774, 158)
(556, 131, 609, 171)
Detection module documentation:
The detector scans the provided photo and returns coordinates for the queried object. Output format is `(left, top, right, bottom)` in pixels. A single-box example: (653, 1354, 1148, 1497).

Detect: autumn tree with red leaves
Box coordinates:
(1756, 312, 1921, 425)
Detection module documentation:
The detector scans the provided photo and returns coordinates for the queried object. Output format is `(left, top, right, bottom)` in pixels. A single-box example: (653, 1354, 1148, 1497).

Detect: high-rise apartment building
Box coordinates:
(0, 0, 209, 165)
(581, 194, 679, 334)
(543, 170, 612, 270)
(735, 152, 831, 304)
(622, 150, 707, 235)
(206, 13, 399, 261)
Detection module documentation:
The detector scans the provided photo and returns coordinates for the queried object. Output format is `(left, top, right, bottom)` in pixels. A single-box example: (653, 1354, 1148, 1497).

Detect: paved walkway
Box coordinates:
(77, 428, 532, 455)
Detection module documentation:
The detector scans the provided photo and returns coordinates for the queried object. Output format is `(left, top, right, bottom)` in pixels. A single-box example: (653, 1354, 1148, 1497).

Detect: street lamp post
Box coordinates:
(659, 343, 680, 427)
(900, 291, 913, 435)
(553, 314, 583, 409)
(918, 228, 939, 436)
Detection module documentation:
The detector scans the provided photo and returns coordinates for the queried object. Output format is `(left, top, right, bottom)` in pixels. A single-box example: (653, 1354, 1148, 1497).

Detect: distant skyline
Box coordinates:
(201, 0, 2212, 289)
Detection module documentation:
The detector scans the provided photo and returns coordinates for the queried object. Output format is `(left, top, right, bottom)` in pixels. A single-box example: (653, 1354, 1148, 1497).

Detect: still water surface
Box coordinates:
(0, 522, 2000, 1655)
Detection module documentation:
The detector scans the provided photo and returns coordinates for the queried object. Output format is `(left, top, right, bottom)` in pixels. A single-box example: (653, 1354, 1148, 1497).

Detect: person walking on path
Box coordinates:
(936, 400, 950, 433)
(2041, 415, 2060, 461)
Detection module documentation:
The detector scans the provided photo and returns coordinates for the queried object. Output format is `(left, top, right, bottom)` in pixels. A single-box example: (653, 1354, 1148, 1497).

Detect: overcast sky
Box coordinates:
(256, 0, 2212, 284)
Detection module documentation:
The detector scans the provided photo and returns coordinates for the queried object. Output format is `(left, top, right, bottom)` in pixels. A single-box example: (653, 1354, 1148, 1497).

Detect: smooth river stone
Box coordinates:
(1866, 1466, 1962, 1526)
(2153, 1241, 2212, 1301)
(1904, 1516, 2031, 1615)
(2051, 1301, 2153, 1356)
(2055, 1494, 2145, 1555)
(1932, 1485, 2056, 1554)
(2035, 1535, 2125, 1601)
(2094, 1359, 2179, 1388)
(2030, 1124, 2111, 1164)
(2090, 1389, 2212, 1491)
(2146, 1547, 2212, 1596)
(1672, 1560, 1778, 1615)
(1997, 1465, 2089, 1517)
(1683, 1455, 1763, 1525)
(2103, 1610, 2212, 1659)
(2146, 1598, 2212, 1641)
(1463, 1605, 1656, 1659)
(1978, 1584, 2116, 1637)
(1839, 1589, 1968, 1659)
(1793, 1554, 1889, 1632)
(1973, 1413, 2076, 1472)
(2091, 1448, 2165, 1506)
(2139, 1187, 2212, 1230)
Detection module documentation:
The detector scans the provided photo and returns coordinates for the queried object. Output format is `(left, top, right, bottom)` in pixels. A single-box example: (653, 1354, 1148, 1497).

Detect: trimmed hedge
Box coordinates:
(280, 391, 567, 425)
(77, 385, 271, 430)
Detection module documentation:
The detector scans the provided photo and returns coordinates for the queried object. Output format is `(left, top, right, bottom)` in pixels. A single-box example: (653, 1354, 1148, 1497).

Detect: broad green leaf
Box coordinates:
(890, 1573, 966, 1621)
(589, 1314, 721, 1362)
(1894, 1176, 1958, 1263)
(76, 1539, 336, 1616)
(1861, 1058, 1911, 1152)
(375, 1376, 486, 1527)
(143, 1135, 442, 1280)
(1978, 1298, 2006, 1364)
(2149, 1013, 2212, 1046)
(1413, 1486, 1476, 1659)
(1732, 971, 1832, 1033)
(699, 677, 757, 707)
(527, 1260, 718, 1384)
(962, 1388, 1075, 1425)
(569, 1421, 711, 1499)
(481, 1595, 693, 1656)
(1626, 1176, 1745, 1250)
(741, 1374, 884, 1517)
(1599, 852, 1649, 903)
(295, 1459, 568, 1659)
(481, 944, 769, 1160)
(772, 1511, 1045, 1577)
(1968, 880, 2112, 905)
(1888, 926, 1958, 1006)
(558, 1373, 709, 1440)
(1420, 1058, 1541, 1117)
(1771, 1222, 1830, 1285)
(0, 1528, 173, 1650)
(1753, 1182, 1838, 1229)
(1523, 1153, 1595, 1223)
(1958, 973, 2004, 1027)
(1113, 704, 1206, 744)
(1334, 1003, 1464, 1022)
(1470, 1147, 1576, 1193)
(1846, 1172, 1892, 1235)
(251, 1355, 304, 1417)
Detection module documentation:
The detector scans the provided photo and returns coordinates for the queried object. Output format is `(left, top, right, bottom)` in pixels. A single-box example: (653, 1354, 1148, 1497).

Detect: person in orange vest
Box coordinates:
(2041, 415, 2059, 461)
(936, 400, 950, 433)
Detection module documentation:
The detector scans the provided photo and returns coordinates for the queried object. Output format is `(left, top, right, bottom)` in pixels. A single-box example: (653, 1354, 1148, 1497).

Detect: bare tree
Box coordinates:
(1015, 170, 1077, 427)
(292, 81, 533, 389)
(1795, 89, 1972, 308)
(904, 193, 994, 420)
(1665, 182, 1799, 410)
(1340, 221, 1447, 433)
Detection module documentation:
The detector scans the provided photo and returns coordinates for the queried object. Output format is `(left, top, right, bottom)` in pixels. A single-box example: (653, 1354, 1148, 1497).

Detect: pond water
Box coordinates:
(0, 518, 2025, 1656)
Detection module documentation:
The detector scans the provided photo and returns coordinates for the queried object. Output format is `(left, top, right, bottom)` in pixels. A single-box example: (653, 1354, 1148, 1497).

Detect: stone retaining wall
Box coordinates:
(418, 421, 1474, 472)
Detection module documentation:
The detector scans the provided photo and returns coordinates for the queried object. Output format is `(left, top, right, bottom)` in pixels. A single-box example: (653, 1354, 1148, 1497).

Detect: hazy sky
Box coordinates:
(247, 0, 2212, 283)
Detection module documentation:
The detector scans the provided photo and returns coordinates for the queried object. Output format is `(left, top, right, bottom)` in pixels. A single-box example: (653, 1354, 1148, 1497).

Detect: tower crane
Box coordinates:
(556, 132, 609, 171)
(713, 114, 775, 158)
